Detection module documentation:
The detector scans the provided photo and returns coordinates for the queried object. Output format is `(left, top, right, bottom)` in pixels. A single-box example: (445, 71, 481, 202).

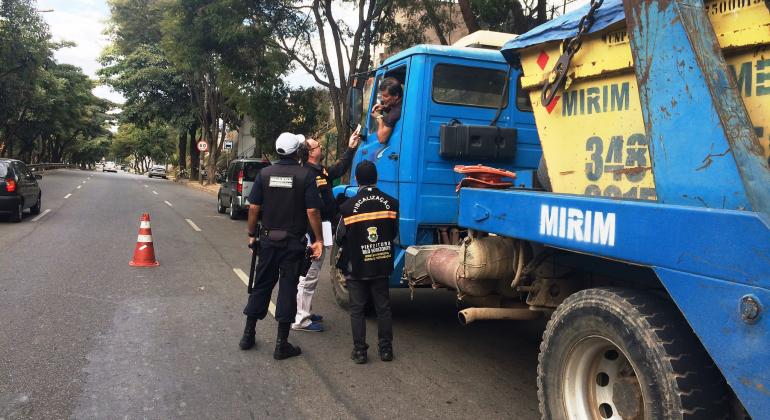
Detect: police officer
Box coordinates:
(239, 132, 323, 360)
(292, 130, 361, 333)
(336, 161, 399, 364)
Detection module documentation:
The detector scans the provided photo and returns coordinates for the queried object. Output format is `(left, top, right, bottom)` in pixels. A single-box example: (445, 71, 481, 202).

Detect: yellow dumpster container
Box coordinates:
(513, 0, 770, 200)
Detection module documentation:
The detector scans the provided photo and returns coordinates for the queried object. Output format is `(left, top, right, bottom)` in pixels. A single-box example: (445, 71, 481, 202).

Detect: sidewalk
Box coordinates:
(178, 179, 219, 196)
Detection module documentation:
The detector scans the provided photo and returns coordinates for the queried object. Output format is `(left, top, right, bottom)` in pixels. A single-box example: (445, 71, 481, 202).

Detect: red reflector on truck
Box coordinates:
(237, 170, 243, 193)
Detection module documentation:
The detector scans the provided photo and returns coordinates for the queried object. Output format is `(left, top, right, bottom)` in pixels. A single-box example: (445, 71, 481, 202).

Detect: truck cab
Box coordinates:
(337, 44, 540, 287)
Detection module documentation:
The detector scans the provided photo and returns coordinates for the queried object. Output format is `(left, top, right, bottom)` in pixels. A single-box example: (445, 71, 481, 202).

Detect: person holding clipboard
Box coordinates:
(292, 128, 362, 332)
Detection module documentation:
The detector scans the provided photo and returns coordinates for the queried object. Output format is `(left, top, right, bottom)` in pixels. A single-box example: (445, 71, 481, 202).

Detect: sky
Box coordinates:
(37, 0, 591, 105)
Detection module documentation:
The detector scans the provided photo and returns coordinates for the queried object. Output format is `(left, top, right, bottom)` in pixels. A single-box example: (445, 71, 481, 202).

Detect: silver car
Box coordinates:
(217, 159, 270, 219)
(148, 166, 167, 179)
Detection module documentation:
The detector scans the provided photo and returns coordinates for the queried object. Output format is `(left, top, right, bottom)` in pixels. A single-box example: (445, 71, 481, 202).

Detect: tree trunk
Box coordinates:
(177, 129, 187, 170)
(189, 125, 200, 179)
(458, 0, 479, 33)
(535, 0, 548, 24)
(422, 0, 449, 45)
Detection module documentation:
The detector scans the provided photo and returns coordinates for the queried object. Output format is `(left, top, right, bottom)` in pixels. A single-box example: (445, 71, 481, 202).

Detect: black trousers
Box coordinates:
(347, 277, 393, 350)
(243, 245, 304, 324)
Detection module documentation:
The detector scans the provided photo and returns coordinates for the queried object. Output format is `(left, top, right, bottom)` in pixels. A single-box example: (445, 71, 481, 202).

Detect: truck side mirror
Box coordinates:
(347, 86, 363, 130)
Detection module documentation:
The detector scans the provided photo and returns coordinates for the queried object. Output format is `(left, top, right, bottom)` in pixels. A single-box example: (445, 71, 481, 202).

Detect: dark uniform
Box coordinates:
(305, 147, 355, 234)
(336, 185, 399, 359)
(243, 157, 322, 326)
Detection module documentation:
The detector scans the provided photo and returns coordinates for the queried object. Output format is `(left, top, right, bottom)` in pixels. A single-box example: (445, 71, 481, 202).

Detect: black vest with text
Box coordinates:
(260, 162, 309, 236)
(339, 186, 399, 279)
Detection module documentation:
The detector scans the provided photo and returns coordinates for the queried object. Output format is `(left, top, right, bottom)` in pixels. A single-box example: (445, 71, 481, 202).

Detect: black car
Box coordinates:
(0, 159, 42, 222)
(217, 158, 270, 219)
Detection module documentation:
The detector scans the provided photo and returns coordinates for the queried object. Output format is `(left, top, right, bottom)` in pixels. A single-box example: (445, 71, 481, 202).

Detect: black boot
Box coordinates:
(351, 348, 368, 364)
(273, 322, 301, 360)
(239, 316, 257, 350)
(379, 346, 394, 362)
(351, 343, 369, 364)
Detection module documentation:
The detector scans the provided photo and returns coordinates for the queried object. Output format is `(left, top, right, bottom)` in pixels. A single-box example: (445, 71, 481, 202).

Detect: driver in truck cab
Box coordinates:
(370, 77, 402, 144)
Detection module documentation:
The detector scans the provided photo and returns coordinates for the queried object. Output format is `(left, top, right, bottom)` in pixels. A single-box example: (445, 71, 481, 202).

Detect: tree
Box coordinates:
(457, 0, 550, 35)
(267, 0, 395, 156)
(111, 122, 174, 172)
(101, 0, 197, 174)
(0, 0, 53, 157)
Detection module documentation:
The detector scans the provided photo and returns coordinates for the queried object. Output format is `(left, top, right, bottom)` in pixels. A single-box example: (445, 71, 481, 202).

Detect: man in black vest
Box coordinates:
(239, 132, 323, 360)
(292, 131, 361, 333)
(336, 161, 399, 364)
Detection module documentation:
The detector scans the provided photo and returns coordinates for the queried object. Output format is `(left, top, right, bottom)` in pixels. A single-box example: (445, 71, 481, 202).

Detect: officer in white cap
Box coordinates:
(239, 132, 324, 360)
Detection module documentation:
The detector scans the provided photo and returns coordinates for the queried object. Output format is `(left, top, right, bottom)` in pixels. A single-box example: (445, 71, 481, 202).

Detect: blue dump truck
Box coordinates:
(333, 0, 770, 418)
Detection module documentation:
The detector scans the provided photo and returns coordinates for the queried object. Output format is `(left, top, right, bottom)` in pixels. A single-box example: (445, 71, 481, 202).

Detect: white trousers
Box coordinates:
(293, 246, 327, 328)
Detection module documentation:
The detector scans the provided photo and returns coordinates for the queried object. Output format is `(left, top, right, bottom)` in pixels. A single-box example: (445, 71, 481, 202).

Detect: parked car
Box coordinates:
(103, 161, 118, 172)
(0, 159, 42, 222)
(148, 166, 167, 179)
(217, 158, 270, 219)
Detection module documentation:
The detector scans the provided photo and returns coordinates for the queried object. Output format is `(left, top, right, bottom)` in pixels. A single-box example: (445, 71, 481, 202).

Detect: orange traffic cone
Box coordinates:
(129, 212, 159, 267)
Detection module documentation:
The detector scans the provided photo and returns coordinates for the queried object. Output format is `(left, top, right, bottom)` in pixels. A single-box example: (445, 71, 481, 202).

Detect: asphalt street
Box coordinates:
(0, 169, 545, 419)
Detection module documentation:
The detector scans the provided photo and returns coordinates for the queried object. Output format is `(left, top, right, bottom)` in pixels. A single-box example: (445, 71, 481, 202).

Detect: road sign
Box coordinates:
(224, 141, 233, 150)
(197, 140, 208, 152)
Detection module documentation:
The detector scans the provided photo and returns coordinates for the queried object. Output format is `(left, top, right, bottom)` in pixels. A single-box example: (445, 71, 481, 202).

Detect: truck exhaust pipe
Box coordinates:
(458, 307, 541, 325)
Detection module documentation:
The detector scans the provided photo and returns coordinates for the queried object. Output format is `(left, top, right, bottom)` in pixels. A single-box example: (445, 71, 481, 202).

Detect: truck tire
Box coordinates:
(329, 243, 350, 310)
(536, 157, 552, 191)
(538, 287, 729, 420)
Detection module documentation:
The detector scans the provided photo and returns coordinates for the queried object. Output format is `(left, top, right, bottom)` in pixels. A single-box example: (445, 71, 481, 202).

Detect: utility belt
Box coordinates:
(260, 227, 307, 248)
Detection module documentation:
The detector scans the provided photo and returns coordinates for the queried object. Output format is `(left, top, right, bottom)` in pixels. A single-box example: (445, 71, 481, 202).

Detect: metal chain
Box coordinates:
(541, 0, 605, 107)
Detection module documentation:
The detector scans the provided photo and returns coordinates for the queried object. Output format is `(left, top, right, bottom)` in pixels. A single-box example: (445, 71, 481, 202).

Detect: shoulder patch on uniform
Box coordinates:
(268, 176, 293, 188)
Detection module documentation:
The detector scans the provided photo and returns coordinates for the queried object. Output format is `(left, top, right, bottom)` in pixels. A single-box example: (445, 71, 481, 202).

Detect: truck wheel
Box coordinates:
(536, 157, 552, 191)
(538, 287, 728, 420)
(329, 244, 350, 310)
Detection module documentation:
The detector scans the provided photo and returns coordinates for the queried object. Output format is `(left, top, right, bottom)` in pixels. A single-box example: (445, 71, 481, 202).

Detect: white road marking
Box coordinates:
(164, 200, 173, 207)
(233, 268, 275, 316)
(82, 181, 86, 184)
(32, 209, 51, 222)
(76, 185, 82, 189)
(185, 219, 202, 232)
(144, 185, 148, 188)
(64, 194, 72, 199)
(152, 190, 158, 195)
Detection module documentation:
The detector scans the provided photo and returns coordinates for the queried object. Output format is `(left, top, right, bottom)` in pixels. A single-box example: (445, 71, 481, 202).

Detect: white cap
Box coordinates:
(275, 132, 305, 156)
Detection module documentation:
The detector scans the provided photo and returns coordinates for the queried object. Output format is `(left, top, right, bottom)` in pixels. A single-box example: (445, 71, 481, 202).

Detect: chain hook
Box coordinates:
(541, 0, 604, 107)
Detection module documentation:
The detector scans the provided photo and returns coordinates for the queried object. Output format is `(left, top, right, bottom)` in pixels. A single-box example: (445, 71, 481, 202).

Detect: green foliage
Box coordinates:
(244, 83, 331, 155)
(0, 0, 113, 163)
(111, 122, 174, 171)
(101, 0, 331, 182)
(470, 0, 549, 33)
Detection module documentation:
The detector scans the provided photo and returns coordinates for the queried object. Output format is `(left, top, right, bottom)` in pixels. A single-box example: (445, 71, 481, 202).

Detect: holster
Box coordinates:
(261, 228, 289, 247)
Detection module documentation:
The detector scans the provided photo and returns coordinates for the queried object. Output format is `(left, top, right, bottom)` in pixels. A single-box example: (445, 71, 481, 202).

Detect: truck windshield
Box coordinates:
(432, 64, 508, 108)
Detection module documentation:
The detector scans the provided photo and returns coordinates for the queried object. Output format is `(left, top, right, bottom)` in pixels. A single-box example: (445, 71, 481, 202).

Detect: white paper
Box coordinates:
(322, 221, 333, 246)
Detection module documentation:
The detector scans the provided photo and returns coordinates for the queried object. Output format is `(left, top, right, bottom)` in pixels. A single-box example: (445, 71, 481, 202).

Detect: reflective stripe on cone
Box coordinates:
(130, 212, 159, 267)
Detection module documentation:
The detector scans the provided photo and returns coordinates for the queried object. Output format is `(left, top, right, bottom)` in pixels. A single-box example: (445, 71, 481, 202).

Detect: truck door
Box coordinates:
(358, 64, 409, 200)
